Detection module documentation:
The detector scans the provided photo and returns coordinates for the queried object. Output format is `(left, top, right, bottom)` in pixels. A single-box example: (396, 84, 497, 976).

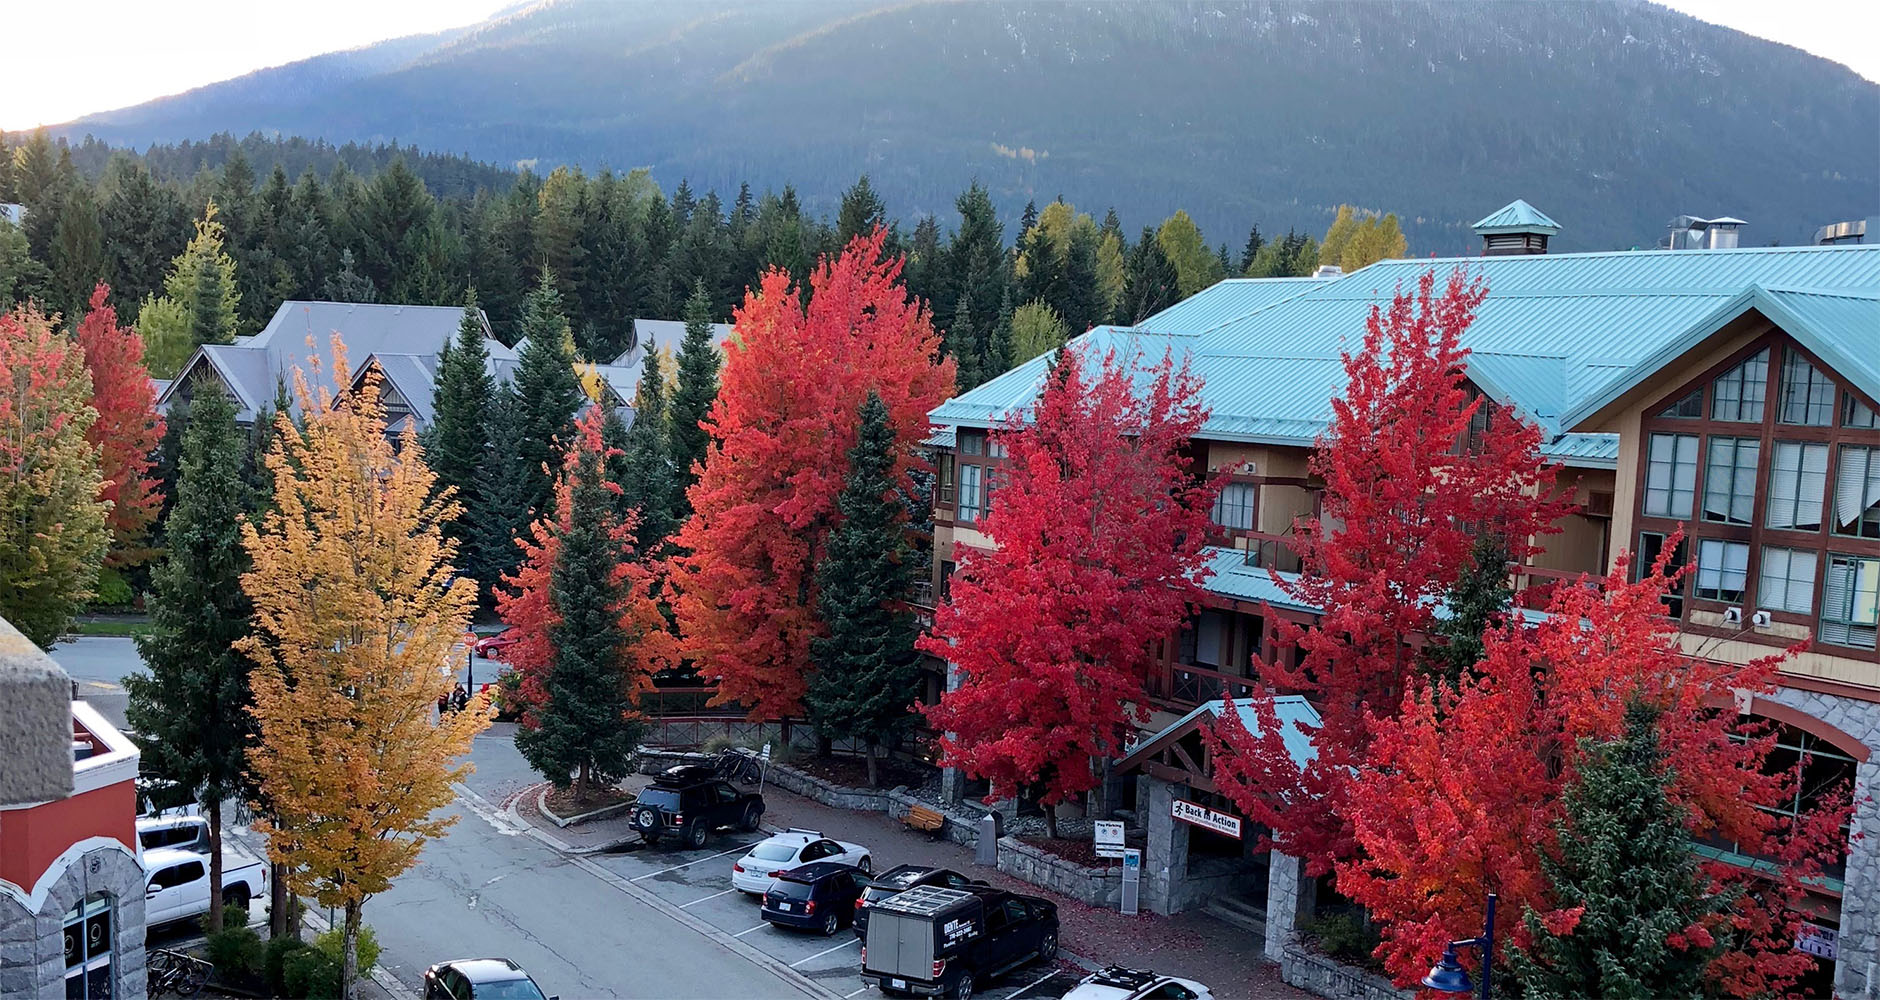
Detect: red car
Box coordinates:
(473, 629, 519, 660)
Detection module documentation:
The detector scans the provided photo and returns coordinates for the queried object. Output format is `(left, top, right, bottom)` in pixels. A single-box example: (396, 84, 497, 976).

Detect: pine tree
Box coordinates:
(808, 392, 922, 787)
(126, 387, 254, 933)
(100, 156, 190, 312)
(322, 248, 376, 303)
(429, 294, 495, 585)
(1429, 535, 1513, 683)
(667, 282, 721, 516)
(512, 272, 586, 518)
(469, 386, 536, 592)
(1019, 199, 1039, 234)
(49, 184, 107, 318)
(513, 431, 650, 803)
(1119, 226, 1179, 325)
(619, 350, 677, 552)
(945, 289, 979, 390)
(1509, 702, 1727, 999)
(1060, 223, 1104, 336)
(1240, 222, 1265, 274)
(837, 174, 887, 245)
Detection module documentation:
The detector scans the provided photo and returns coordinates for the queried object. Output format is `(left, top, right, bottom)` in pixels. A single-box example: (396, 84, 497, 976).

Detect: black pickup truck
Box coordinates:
(860, 884, 1059, 999)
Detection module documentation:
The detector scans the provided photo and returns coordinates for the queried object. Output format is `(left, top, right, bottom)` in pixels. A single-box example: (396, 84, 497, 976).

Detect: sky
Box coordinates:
(1, 0, 1875, 132)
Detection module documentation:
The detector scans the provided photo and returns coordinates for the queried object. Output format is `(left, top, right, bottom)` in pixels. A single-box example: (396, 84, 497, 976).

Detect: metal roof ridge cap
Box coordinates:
(1558, 285, 1767, 429)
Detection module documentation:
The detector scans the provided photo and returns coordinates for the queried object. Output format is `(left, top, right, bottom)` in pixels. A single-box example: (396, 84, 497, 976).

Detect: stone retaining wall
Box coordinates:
(885, 789, 987, 848)
(1279, 944, 1410, 1000)
(757, 761, 890, 812)
(995, 837, 1121, 908)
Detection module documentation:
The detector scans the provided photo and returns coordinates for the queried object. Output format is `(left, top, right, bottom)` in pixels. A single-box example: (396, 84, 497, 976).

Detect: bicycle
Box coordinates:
(147, 948, 211, 998)
(712, 748, 765, 786)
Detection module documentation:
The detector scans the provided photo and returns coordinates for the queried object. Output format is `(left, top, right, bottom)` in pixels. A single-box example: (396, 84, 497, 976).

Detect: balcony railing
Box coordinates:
(1509, 563, 1603, 610)
(1237, 530, 1304, 574)
(909, 580, 937, 628)
(1150, 663, 1256, 707)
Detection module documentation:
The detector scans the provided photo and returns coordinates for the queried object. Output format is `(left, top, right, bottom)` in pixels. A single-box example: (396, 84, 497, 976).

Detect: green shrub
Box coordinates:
(92, 567, 135, 609)
(264, 937, 312, 997)
(283, 948, 341, 1000)
(1301, 912, 1381, 965)
(204, 923, 265, 982)
(314, 924, 381, 974)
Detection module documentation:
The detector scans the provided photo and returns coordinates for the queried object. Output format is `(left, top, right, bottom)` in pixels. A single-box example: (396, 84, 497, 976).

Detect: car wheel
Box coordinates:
(1037, 931, 1057, 962)
(858, 855, 872, 874)
(222, 886, 250, 915)
(952, 972, 974, 1000)
(685, 820, 708, 848)
(740, 802, 762, 832)
(822, 911, 840, 936)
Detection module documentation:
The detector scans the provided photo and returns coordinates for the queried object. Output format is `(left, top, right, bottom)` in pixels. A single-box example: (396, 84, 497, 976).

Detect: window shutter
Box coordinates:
(1835, 446, 1880, 530)
(1822, 560, 1853, 646)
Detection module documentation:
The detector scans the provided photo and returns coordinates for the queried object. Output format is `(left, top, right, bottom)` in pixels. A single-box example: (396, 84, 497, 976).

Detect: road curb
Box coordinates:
(457, 783, 837, 1000)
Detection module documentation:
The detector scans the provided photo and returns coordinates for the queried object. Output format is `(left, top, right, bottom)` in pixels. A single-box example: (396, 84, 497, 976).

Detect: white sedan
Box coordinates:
(1063, 967, 1213, 1000)
(730, 829, 871, 895)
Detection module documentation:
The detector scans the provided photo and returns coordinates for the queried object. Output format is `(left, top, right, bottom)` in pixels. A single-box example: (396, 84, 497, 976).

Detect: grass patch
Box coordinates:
(67, 620, 151, 638)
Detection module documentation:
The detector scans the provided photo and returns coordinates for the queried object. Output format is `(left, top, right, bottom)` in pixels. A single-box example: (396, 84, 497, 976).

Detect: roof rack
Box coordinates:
(1089, 967, 1159, 989)
(875, 884, 976, 916)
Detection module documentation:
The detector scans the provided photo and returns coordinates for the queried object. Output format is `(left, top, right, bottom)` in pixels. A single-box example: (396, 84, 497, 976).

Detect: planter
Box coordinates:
(537, 785, 634, 828)
(995, 836, 1123, 908)
(1279, 943, 1410, 1000)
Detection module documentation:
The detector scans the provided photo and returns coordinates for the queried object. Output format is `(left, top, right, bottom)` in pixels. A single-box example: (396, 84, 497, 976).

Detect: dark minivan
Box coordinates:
(854, 865, 984, 938)
(760, 861, 865, 936)
(860, 885, 1058, 999)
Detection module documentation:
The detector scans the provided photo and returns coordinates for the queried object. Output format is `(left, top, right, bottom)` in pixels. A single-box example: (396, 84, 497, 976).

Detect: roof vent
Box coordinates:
(1663, 215, 1746, 251)
(1312, 265, 1344, 278)
(1471, 199, 1560, 256)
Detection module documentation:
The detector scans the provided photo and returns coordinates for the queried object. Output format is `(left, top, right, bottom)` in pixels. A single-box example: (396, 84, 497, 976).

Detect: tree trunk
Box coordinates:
(341, 899, 362, 1000)
(206, 798, 225, 932)
(269, 861, 290, 938)
(864, 744, 879, 788)
(1044, 802, 1059, 840)
(574, 762, 589, 805)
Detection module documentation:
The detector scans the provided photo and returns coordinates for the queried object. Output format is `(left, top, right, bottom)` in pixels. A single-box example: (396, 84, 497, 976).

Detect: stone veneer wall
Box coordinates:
(994, 838, 1122, 907)
(1278, 945, 1411, 1000)
(0, 844, 147, 1000)
(1761, 686, 1880, 999)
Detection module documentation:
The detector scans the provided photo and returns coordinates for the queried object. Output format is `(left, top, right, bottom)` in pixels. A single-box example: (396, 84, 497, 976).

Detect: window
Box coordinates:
(958, 464, 982, 523)
(152, 861, 204, 890)
(1658, 389, 1703, 419)
(1644, 433, 1698, 518)
(1211, 482, 1255, 531)
(1821, 554, 1879, 650)
(960, 433, 983, 457)
(1779, 352, 1835, 426)
(983, 467, 1000, 519)
(1705, 724, 1855, 882)
(937, 454, 955, 504)
(1638, 532, 1689, 618)
(1758, 547, 1817, 614)
(1766, 442, 1828, 532)
(1695, 538, 1749, 603)
(1847, 394, 1880, 429)
(1702, 437, 1759, 524)
(1833, 445, 1880, 539)
(988, 439, 1008, 459)
(63, 893, 113, 1000)
(1710, 348, 1768, 422)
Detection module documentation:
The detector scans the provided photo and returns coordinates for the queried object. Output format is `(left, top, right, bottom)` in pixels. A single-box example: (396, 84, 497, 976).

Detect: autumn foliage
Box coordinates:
(239, 338, 487, 997)
(673, 228, 954, 719)
(1207, 266, 1571, 867)
(920, 347, 1218, 818)
(1339, 546, 1847, 995)
(75, 282, 165, 567)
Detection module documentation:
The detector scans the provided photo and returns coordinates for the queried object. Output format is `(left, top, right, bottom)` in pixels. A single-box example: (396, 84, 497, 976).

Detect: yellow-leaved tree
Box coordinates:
(239, 336, 487, 999)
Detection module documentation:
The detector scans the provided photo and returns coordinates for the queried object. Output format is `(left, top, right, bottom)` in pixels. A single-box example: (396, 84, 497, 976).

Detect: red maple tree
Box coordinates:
(1339, 542, 1848, 995)
(672, 229, 954, 720)
(919, 347, 1219, 833)
(496, 409, 673, 723)
(75, 283, 165, 567)
(1206, 266, 1572, 868)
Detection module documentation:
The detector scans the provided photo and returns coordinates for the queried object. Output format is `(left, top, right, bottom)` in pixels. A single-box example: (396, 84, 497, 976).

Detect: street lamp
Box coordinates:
(1421, 892, 1496, 999)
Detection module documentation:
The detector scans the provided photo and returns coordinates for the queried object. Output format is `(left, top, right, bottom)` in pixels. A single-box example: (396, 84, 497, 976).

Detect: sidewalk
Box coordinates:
(512, 771, 1307, 1000)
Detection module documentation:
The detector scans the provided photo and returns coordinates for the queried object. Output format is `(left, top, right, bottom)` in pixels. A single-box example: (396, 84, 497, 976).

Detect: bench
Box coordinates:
(903, 804, 946, 838)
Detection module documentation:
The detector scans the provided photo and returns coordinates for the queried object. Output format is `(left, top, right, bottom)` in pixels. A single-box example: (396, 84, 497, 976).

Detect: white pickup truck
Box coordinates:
(143, 843, 268, 929)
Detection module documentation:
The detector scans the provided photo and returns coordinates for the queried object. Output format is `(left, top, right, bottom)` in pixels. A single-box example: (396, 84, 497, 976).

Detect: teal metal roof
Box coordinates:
(1472, 199, 1562, 236)
(931, 244, 1880, 465)
(1131, 277, 1330, 334)
(1122, 695, 1322, 768)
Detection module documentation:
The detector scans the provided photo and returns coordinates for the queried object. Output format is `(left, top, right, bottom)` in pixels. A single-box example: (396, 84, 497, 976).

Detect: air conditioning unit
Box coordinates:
(1751, 610, 1772, 628)
(1722, 607, 1743, 625)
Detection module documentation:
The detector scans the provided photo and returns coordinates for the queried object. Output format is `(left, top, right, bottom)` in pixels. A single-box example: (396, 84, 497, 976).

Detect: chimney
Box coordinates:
(1471, 199, 1560, 256)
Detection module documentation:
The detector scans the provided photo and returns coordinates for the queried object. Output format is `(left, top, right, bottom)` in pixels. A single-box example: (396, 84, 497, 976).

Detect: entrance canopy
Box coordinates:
(1117, 696, 1320, 793)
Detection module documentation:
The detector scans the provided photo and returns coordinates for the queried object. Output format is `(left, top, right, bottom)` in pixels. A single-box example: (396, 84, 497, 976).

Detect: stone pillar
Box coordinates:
(938, 658, 964, 805)
(1145, 777, 1189, 915)
(1265, 851, 1315, 964)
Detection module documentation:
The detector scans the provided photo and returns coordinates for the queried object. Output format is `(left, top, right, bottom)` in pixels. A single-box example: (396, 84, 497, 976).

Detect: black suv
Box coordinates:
(629, 765, 764, 848)
(854, 865, 985, 938)
(861, 884, 1058, 999)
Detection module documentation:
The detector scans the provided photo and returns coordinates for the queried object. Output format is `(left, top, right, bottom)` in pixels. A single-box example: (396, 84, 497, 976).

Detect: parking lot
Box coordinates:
(588, 832, 1081, 999)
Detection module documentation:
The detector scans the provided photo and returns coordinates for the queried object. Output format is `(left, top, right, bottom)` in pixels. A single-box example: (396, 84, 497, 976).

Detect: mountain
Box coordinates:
(59, 0, 1878, 251)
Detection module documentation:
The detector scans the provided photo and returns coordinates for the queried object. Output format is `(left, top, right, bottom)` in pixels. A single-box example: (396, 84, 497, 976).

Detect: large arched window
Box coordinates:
(62, 891, 114, 999)
(1698, 722, 1857, 885)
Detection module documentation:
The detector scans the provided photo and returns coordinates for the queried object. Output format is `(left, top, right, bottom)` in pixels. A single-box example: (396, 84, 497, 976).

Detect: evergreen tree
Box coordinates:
(1060, 223, 1104, 336)
(1509, 702, 1727, 999)
(945, 289, 979, 391)
(1429, 535, 1513, 684)
(429, 294, 496, 584)
(49, 184, 107, 318)
(125, 387, 254, 932)
(618, 351, 677, 552)
(1019, 199, 1039, 234)
(513, 439, 647, 803)
(322, 248, 376, 303)
(837, 174, 886, 245)
(808, 392, 923, 788)
(1214, 242, 1233, 284)
(100, 156, 190, 312)
(1119, 226, 1179, 324)
(511, 272, 586, 517)
(947, 182, 1006, 334)
(350, 158, 436, 300)
(1240, 222, 1265, 274)
(667, 282, 721, 515)
(469, 386, 535, 591)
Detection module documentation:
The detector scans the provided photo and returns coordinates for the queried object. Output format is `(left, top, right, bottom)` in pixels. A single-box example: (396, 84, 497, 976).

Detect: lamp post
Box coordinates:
(1421, 892, 1496, 1000)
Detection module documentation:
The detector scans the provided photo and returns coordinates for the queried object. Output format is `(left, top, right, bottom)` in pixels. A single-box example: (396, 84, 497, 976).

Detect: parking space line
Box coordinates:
(1005, 969, 1060, 1000)
(679, 887, 739, 908)
(630, 843, 755, 881)
(789, 938, 859, 968)
(843, 986, 870, 998)
(734, 922, 771, 937)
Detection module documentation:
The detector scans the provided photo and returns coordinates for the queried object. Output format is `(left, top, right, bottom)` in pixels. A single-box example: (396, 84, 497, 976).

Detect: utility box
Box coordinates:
(975, 812, 1000, 865)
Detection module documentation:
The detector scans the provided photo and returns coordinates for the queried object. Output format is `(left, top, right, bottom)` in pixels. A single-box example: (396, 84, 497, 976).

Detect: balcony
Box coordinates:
(910, 580, 937, 629)
(1148, 662, 1256, 707)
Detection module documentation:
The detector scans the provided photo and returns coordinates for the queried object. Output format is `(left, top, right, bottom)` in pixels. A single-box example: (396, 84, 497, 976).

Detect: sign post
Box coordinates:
(1093, 821, 1125, 859)
(1120, 848, 1141, 916)
(757, 743, 773, 794)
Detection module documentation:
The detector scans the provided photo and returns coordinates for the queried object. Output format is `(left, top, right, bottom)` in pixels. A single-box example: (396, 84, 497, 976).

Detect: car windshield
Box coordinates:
(469, 978, 546, 1000)
(750, 843, 797, 862)
(636, 789, 680, 809)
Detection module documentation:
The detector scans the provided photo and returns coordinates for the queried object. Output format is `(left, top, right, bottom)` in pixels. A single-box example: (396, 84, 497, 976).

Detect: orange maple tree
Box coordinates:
(672, 228, 954, 719)
(74, 282, 165, 568)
